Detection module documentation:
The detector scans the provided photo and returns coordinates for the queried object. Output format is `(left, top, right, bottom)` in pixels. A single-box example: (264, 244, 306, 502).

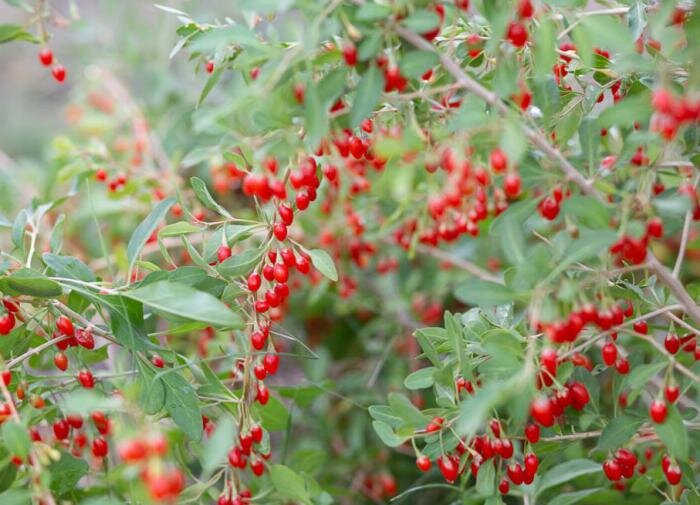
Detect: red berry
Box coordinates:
(56, 315, 75, 337)
(490, 148, 508, 172)
(524, 423, 540, 443)
(217, 245, 232, 263)
(646, 217, 664, 238)
(273, 223, 287, 241)
(503, 173, 522, 198)
(39, 48, 53, 66)
(664, 385, 680, 403)
(524, 453, 538, 475)
(665, 464, 682, 485)
(342, 44, 357, 66)
(539, 196, 560, 220)
(78, 369, 95, 388)
(92, 437, 109, 457)
(75, 328, 95, 350)
(0, 312, 15, 335)
(53, 420, 70, 440)
(507, 462, 524, 484)
(499, 478, 510, 494)
(251, 424, 263, 444)
(54, 352, 68, 371)
(151, 355, 165, 368)
(664, 334, 680, 354)
(601, 342, 618, 366)
(518, 0, 534, 18)
(263, 353, 279, 375)
(603, 459, 622, 481)
(437, 455, 459, 483)
(256, 383, 269, 405)
(273, 263, 289, 283)
(615, 358, 630, 375)
(530, 397, 554, 427)
(205, 60, 215, 73)
(506, 22, 528, 47)
(51, 64, 66, 83)
(278, 202, 294, 226)
(649, 399, 667, 423)
(416, 455, 431, 472)
(632, 320, 648, 334)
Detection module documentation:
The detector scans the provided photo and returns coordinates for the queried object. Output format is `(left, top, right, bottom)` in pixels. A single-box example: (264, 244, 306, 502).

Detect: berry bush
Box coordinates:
(0, 0, 699, 504)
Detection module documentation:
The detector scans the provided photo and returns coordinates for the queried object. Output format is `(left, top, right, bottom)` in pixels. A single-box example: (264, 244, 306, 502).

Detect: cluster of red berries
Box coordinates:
(529, 381, 591, 427)
(227, 424, 269, 479)
(505, 0, 533, 48)
(38, 48, 66, 83)
(0, 298, 19, 335)
(537, 184, 569, 221)
(651, 88, 700, 140)
(609, 217, 664, 266)
(540, 300, 633, 344)
(117, 434, 184, 501)
(360, 472, 397, 501)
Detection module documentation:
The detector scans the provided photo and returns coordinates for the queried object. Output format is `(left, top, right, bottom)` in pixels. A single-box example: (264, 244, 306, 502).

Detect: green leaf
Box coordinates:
(562, 196, 609, 229)
(546, 230, 617, 280)
(653, 405, 688, 461)
(304, 83, 328, 151)
(622, 361, 666, 391)
(42, 253, 95, 282)
(1, 421, 30, 459)
(404, 367, 435, 390)
(217, 247, 265, 278)
(454, 279, 524, 307)
(198, 66, 223, 107)
(201, 415, 235, 477)
(123, 280, 243, 328)
(356, 3, 392, 22)
(126, 198, 175, 274)
(388, 392, 428, 426)
(476, 459, 496, 496)
(598, 90, 652, 128)
(47, 451, 89, 495)
(548, 489, 602, 505)
(537, 459, 602, 494)
(161, 371, 203, 440)
(0, 24, 37, 44)
(158, 221, 202, 238)
(307, 249, 337, 282)
(534, 18, 556, 78)
(190, 177, 233, 219)
(350, 65, 384, 128)
(0, 269, 62, 298)
(104, 294, 151, 351)
(269, 464, 312, 505)
(372, 420, 407, 447)
(399, 50, 439, 79)
(596, 416, 643, 452)
(401, 10, 440, 33)
(252, 395, 290, 432)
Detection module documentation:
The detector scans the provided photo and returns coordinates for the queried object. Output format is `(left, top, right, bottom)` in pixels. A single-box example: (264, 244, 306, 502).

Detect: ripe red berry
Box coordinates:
(664, 385, 680, 403)
(507, 462, 524, 484)
(665, 464, 682, 485)
(601, 342, 617, 366)
(524, 453, 538, 475)
(603, 459, 622, 481)
(92, 436, 109, 457)
(256, 383, 269, 405)
(217, 245, 232, 263)
(54, 352, 68, 371)
(342, 44, 357, 66)
(615, 358, 630, 375)
(56, 315, 75, 337)
(151, 354, 165, 368)
(437, 455, 459, 483)
(646, 217, 664, 238)
(506, 22, 528, 47)
(518, 0, 534, 18)
(278, 202, 294, 226)
(632, 320, 648, 334)
(39, 48, 53, 66)
(416, 455, 431, 472)
(52, 64, 67, 83)
(75, 328, 95, 350)
(263, 353, 279, 375)
(539, 196, 560, 220)
(273, 223, 287, 241)
(503, 173, 521, 198)
(524, 423, 540, 443)
(247, 273, 261, 292)
(489, 148, 508, 172)
(53, 420, 70, 440)
(205, 60, 215, 73)
(499, 478, 510, 494)
(0, 312, 15, 335)
(649, 399, 667, 423)
(273, 263, 289, 283)
(78, 369, 95, 389)
(664, 334, 680, 354)
(530, 397, 554, 427)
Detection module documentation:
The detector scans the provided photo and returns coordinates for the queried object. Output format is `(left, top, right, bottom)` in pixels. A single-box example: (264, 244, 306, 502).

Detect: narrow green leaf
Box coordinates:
(43, 253, 95, 282)
(307, 249, 337, 281)
(126, 198, 175, 274)
(372, 420, 407, 447)
(123, 280, 243, 328)
(653, 405, 688, 460)
(158, 221, 202, 238)
(404, 367, 435, 390)
(269, 464, 312, 505)
(350, 65, 384, 128)
(190, 177, 233, 219)
(596, 416, 644, 452)
(201, 415, 235, 476)
(161, 371, 203, 440)
(537, 459, 602, 494)
(1, 269, 63, 298)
